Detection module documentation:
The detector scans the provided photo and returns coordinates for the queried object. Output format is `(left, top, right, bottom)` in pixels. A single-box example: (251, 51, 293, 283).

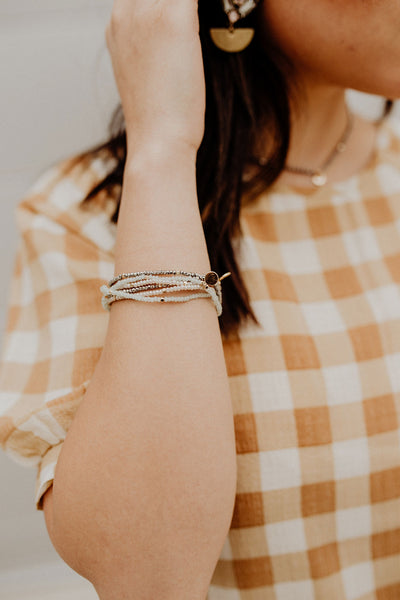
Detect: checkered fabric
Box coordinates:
(1, 118, 400, 599)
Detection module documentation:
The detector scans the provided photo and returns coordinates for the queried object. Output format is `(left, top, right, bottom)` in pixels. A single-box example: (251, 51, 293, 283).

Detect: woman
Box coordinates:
(1, 0, 400, 597)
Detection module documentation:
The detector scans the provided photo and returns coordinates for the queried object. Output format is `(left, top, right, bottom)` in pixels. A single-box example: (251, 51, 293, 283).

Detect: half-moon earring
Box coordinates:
(210, 0, 258, 53)
(209, 22, 255, 53)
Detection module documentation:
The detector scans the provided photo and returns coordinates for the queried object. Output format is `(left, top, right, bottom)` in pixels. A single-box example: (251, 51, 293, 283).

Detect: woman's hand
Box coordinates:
(106, 0, 206, 157)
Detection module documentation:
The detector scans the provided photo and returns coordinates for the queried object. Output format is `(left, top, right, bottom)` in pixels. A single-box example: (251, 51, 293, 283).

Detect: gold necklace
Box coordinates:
(257, 109, 355, 188)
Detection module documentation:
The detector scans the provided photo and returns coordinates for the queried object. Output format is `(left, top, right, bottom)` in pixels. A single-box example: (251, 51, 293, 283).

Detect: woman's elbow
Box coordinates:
(41, 438, 237, 599)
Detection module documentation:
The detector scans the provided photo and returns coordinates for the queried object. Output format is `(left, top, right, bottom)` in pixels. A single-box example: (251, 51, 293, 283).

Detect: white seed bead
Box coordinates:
(101, 270, 225, 316)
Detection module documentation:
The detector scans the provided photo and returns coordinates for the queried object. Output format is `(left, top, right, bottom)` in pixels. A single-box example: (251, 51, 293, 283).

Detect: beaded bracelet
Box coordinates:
(100, 270, 231, 316)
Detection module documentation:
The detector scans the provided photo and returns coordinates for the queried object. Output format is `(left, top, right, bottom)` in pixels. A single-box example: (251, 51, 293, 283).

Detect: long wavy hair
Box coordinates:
(75, 1, 392, 336)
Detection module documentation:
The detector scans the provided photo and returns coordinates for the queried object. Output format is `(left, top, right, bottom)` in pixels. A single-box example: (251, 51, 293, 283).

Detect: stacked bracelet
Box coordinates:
(100, 270, 231, 317)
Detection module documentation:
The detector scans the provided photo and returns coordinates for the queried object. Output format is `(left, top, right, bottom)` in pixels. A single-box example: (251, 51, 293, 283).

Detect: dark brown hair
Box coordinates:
(76, 2, 392, 336)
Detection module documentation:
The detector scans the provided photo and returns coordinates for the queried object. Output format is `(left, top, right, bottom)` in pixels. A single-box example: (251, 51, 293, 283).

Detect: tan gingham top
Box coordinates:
(1, 118, 400, 599)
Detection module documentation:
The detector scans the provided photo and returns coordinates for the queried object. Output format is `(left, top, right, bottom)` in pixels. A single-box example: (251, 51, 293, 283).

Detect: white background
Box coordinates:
(0, 1, 116, 598)
(0, 2, 398, 599)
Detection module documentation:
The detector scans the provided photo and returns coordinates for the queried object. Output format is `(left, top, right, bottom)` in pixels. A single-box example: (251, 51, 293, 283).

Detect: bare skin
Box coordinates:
(43, 2, 236, 599)
(261, 0, 400, 97)
(258, 0, 400, 187)
(43, 0, 400, 597)
(275, 88, 379, 190)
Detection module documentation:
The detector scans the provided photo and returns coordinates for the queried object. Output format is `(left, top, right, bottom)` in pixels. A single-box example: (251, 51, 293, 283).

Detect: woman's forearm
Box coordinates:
(45, 149, 237, 599)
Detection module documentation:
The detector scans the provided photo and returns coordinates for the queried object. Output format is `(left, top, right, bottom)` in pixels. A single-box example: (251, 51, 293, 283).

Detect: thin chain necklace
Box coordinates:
(257, 108, 355, 188)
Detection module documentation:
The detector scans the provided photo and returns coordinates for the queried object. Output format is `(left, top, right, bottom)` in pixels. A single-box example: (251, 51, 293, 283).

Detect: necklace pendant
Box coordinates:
(311, 170, 328, 188)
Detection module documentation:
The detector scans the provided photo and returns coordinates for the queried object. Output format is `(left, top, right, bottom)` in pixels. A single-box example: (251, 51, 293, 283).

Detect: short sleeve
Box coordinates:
(0, 156, 116, 509)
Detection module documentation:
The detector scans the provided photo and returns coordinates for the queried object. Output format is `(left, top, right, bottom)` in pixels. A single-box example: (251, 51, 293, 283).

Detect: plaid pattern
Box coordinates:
(0, 153, 118, 504)
(1, 118, 400, 599)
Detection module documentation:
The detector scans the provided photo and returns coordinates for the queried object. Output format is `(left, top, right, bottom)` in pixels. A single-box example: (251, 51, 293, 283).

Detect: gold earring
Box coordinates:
(210, 0, 258, 53)
(210, 23, 255, 53)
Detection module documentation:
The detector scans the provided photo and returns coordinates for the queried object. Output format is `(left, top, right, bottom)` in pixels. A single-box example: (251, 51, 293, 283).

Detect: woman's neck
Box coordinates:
(278, 82, 378, 189)
(288, 85, 348, 170)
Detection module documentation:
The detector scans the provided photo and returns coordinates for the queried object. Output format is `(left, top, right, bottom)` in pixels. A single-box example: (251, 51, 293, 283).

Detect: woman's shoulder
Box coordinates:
(377, 113, 400, 157)
(364, 113, 400, 196)
(17, 148, 119, 253)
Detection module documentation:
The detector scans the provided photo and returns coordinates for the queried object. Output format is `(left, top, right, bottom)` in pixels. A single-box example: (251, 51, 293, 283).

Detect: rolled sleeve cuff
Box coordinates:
(35, 442, 64, 510)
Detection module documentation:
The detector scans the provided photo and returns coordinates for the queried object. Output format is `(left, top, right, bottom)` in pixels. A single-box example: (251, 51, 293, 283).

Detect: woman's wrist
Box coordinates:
(125, 136, 199, 174)
(115, 136, 205, 274)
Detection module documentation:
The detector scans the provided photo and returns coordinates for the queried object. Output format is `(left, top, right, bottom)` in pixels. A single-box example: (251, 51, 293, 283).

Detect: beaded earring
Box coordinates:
(210, 0, 260, 53)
